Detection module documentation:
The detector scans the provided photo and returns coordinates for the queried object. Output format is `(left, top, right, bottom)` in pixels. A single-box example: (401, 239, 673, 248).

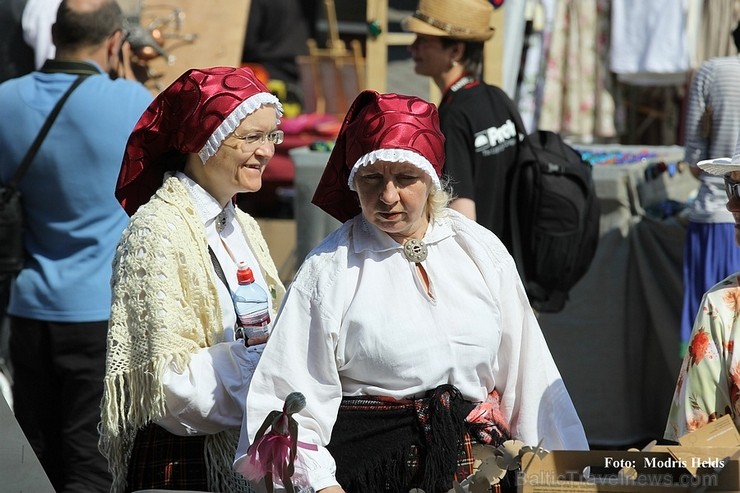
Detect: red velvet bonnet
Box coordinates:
(115, 66, 282, 216)
(311, 90, 445, 223)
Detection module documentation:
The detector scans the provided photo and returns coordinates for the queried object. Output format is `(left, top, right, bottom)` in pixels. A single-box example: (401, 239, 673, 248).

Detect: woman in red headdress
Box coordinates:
(99, 66, 286, 493)
(235, 90, 588, 493)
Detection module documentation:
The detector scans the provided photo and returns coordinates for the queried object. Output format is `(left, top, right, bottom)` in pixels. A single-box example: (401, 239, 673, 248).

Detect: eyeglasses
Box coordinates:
(725, 176, 740, 201)
(232, 129, 284, 146)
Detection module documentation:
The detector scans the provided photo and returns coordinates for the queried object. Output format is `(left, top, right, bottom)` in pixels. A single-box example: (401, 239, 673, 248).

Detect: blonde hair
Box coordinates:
(427, 178, 453, 219)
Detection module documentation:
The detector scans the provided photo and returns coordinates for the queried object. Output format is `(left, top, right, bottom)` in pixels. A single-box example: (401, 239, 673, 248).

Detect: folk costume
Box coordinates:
(100, 66, 286, 493)
(236, 91, 588, 492)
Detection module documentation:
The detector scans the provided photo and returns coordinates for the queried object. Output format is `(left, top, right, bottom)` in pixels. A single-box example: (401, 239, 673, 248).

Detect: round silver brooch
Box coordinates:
(403, 239, 428, 263)
(215, 210, 228, 233)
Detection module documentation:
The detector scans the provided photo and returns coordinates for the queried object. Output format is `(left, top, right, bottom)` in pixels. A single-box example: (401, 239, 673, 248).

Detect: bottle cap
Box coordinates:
(236, 262, 255, 284)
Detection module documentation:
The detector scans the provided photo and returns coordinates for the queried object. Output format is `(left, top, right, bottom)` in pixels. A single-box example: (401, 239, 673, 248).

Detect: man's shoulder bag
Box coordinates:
(0, 75, 87, 276)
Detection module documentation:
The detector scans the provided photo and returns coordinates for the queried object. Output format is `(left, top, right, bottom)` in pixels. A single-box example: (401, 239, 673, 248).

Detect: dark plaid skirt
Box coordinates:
(125, 423, 209, 492)
(327, 384, 515, 493)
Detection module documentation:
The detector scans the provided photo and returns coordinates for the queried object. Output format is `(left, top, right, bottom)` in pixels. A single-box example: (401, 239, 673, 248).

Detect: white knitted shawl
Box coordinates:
(100, 176, 285, 493)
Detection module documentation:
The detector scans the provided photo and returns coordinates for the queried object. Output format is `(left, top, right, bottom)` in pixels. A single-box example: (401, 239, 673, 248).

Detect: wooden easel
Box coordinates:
(298, 0, 366, 116)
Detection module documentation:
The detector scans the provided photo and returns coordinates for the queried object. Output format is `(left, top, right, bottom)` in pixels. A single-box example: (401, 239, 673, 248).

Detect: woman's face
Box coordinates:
(194, 106, 279, 205)
(726, 170, 740, 246)
(409, 34, 456, 77)
(353, 160, 433, 242)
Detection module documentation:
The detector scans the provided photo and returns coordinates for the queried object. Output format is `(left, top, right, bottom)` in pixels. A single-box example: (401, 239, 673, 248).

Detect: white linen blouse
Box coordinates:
(236, 209, 588, 491)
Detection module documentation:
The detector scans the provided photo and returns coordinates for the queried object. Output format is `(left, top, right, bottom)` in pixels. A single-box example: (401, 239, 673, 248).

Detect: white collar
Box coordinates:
(175, 171, 235, 228)
(352, 212, 455, 256)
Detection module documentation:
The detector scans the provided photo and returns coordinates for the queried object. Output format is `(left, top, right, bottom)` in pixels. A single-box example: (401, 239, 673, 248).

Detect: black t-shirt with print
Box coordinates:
(439, 79, 526, 250)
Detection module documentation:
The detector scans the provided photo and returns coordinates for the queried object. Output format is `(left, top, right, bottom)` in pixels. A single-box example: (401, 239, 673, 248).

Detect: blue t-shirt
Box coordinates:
(0, 62, 152, 321)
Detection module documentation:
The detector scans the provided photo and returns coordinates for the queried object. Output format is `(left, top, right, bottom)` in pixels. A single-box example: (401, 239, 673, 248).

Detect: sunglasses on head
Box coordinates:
(725, 175, 740, 200)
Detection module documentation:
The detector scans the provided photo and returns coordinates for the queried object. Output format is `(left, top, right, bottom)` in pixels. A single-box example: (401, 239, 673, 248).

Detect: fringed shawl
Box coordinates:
(100, 176, 285, 492)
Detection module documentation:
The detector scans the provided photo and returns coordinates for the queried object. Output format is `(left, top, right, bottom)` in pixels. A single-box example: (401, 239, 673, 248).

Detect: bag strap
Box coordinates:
(508, 138, 527, 281)
(208, 245, 230, 291)
(39, 60, 101, 76)
(208, 245, 247, 333)
(7, 75, 89, 191)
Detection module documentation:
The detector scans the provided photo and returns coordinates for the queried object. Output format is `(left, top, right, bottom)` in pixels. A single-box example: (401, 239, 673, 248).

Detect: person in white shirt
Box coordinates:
(22, 0, 62, 69)
(100, 66, 286, 493)
(235, 90, 588, 493)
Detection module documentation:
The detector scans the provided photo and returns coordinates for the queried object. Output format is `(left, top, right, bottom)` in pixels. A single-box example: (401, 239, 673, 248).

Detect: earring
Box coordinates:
(452, 60, 459, 67)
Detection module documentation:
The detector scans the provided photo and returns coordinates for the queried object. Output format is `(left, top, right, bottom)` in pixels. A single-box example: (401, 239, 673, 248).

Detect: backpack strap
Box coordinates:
(7, 74, 89, 191)
(508, 139, 526, 280)
(507, 132, 551, 304)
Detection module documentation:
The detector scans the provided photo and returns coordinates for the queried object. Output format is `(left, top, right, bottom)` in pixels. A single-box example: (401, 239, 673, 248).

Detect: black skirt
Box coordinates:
(327, 384, 514, 493)
(125, 423, 208, 492)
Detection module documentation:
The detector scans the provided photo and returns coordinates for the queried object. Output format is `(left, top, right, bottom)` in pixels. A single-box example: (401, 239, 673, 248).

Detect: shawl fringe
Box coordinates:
(100, 178, 285, 493)
(205, 432, 254, 492)
(100, 352, 189, 493)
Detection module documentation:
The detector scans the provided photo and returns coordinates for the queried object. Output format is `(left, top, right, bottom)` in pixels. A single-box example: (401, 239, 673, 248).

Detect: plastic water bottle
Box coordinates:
(232, 262, 270, 339)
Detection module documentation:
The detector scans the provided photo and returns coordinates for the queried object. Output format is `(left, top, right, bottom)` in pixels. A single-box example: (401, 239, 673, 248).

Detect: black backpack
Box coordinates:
(509, 130, 600, 313)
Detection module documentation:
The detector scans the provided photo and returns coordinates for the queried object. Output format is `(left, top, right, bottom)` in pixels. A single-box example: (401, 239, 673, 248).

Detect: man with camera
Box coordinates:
(0, 0, 151, 490)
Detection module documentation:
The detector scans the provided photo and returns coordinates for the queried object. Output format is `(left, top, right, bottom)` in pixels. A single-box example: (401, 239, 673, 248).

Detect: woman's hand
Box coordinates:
(246, 333, 269, 346)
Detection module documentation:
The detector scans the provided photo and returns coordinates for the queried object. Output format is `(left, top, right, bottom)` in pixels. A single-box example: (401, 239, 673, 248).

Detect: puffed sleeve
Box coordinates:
(235, 256, 345, 491)
(490, 247, 589, 451)
(155, 342, 263, 435)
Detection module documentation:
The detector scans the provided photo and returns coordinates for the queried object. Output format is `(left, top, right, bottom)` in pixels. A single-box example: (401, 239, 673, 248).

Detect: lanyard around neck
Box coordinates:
(40, 60, 101, 76)
(441, 76, 475, 105)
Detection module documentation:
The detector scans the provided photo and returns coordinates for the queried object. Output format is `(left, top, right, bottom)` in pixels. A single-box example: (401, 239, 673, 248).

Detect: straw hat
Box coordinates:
(697, 136, 740, 176)
(401, 0, 495, 42)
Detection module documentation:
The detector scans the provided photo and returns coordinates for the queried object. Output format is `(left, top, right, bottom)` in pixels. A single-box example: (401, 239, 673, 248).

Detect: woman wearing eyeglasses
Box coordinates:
(99, 66, 286, 493)
(665, 136, 740, 441)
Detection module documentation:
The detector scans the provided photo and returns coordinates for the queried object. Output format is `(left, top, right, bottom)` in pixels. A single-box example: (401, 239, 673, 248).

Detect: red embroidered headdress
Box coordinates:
(115, 66, 282, 216)
(311, 90, 445, 223)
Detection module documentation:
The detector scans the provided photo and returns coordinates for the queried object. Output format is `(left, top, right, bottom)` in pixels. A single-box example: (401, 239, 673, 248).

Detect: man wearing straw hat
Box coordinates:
(402, 0, 527, 252)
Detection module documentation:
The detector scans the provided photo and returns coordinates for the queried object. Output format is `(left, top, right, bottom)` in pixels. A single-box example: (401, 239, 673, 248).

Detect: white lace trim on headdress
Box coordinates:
(198, 92, 283, 164)
(347, 148, 441, 191)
